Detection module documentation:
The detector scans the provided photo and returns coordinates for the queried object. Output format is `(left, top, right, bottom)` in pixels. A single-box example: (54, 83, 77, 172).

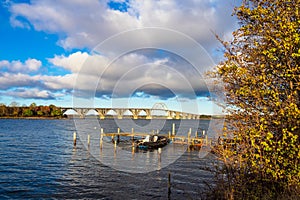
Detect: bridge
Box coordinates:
(62, 103, 202, 120)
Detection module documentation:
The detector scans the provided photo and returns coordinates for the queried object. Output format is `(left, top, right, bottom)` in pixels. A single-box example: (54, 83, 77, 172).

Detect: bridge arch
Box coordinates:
(152, 102, 168, 110)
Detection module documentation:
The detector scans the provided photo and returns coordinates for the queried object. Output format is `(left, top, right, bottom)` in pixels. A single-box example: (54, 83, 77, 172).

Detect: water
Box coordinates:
(0, 119, 217, 199)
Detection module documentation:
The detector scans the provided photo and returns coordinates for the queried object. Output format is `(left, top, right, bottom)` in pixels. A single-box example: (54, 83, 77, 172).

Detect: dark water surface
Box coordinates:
(0, 119, 216, 199)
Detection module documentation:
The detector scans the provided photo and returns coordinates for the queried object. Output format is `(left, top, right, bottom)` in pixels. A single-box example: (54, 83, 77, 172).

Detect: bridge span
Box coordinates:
(62, 103, 202, 120)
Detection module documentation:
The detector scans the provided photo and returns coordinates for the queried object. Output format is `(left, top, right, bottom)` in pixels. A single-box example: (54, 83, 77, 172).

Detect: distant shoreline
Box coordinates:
(0, 116, 68, 120)
(0, 115, 224, 120)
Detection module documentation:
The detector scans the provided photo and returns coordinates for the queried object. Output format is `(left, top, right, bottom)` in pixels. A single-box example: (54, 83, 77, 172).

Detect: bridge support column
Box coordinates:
(167, 111, 173, 119)
(96, 109, 110, 119)
(175, 112, 180, 120)
(144, 109, 152, 119)
(129, 109, 141, 119)
(74, 108, 89, 118)
(115, 109, 125, 119)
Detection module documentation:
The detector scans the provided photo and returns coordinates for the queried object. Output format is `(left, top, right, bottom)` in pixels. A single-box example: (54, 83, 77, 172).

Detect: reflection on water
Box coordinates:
(0, 119, 217, 199)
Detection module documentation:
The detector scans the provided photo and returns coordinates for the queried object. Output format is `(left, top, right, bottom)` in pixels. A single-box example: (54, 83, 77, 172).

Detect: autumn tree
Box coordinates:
(211, 0, 300, 199)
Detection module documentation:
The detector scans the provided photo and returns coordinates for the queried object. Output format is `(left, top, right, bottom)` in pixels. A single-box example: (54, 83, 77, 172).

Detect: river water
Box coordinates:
(0, 119, 218, 199)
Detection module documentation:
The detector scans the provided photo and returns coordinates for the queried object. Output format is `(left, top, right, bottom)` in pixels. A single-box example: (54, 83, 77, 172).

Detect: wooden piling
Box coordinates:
(168, 172, 171, 199)
(158, 147, 162, 162)
(100, 135, 103, 149)
(172, 123, 175, 136)
(131, 128, 134, 141)
(188, 128, 191, 152)
(87, 134, 90, 146)
(73, 132, 76, 146)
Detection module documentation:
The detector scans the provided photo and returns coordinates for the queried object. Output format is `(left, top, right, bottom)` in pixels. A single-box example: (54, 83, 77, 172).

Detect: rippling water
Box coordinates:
(0, 119, 217, 199)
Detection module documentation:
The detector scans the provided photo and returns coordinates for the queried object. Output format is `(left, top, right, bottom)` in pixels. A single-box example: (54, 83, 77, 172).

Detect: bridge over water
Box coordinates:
(62, 103, 202, 120)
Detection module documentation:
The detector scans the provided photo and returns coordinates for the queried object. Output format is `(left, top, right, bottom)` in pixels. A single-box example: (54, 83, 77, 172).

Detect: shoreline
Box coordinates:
(0, 116, 68, 120)
(0, 116, 221, 120)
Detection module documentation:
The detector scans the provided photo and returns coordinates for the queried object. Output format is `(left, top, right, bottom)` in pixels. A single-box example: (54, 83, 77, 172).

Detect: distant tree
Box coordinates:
(0, 104, 7, 116)
(211, 0, 300, 199)
(23, 109, 33, 117)
(29, 102, 36, 108)
(49, 104, 63, 117)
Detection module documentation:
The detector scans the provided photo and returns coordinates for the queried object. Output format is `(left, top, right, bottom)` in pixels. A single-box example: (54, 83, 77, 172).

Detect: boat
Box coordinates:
(136, 135, 170, 150)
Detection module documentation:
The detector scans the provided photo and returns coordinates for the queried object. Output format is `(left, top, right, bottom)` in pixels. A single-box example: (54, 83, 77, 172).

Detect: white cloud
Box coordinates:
(9, 0, 236, 53)
(48, 50, 211, 99)
(4, 0, 236, 103)
(6, 88, 56, 100)
(48, 51, 89, 72)
(0, 58, 41, 72)
(0, 72, 41, 90)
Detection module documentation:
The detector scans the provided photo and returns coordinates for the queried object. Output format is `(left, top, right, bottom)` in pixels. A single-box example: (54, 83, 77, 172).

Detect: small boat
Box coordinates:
(136, 135, 169, 150)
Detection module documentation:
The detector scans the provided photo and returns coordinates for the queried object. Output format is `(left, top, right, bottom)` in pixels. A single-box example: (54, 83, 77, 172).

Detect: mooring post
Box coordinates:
(100, 128, 103, 149)
(100, 135, 103, 149)
(131, 128, 134, 141)
(158, 147, 162, 162)
(172, 123, 175, 136)
(188, 128, 191, 152)
(118, 127, 120, 134)
(87, 134, 90, 146)
(195, 130, 198, 138)
(132, 146, 135, 155)
(168, 131, 171, 139)
(73, 132, 76, 146)
(205, 135, 208, 145)
(168, 172, 171, 199)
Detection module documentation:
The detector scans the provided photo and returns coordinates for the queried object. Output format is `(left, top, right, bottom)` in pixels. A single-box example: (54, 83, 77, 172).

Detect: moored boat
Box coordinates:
(136, 135, 169, 150)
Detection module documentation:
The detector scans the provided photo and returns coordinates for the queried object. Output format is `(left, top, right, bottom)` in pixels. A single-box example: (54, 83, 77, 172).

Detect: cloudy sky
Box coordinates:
(0, 0, 238, 114)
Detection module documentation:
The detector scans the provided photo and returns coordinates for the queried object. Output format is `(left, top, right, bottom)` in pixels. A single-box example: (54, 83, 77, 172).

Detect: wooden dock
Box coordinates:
(73, 124, 213, 150)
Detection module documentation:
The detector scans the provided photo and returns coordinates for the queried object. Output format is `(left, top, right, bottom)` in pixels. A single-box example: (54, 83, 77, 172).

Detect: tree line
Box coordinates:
(0, 102, 65, 118)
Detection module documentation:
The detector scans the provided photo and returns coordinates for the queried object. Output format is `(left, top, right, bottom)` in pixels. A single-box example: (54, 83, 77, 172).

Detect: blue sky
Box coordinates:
(0, 0, 237, 114)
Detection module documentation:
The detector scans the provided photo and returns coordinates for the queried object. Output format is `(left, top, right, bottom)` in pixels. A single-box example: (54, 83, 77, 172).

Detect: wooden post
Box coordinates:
(195, 131, 198, 138)
(118, 128, 120, 134)
(168, 172, 171, 199)
(131, 128, 134, 142)
(188, 128, 191, 152)
(205, 135, 208, 145)
(100, 128, 104, 149)
(114, 140, 117, 149)
(158, 147, 162, 162)
(73, 132, 76, 146)
(100, 135, 103, 148)
(202, 130, 205, 137)
(168, 131, 171, 139)
(132, 145, 135, 155)
(87, 134, 90, 146)
(172, 123, 175, 136)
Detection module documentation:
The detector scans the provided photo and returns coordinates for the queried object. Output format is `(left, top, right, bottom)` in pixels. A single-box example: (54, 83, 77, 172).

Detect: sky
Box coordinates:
(0, 0, 238, 115)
